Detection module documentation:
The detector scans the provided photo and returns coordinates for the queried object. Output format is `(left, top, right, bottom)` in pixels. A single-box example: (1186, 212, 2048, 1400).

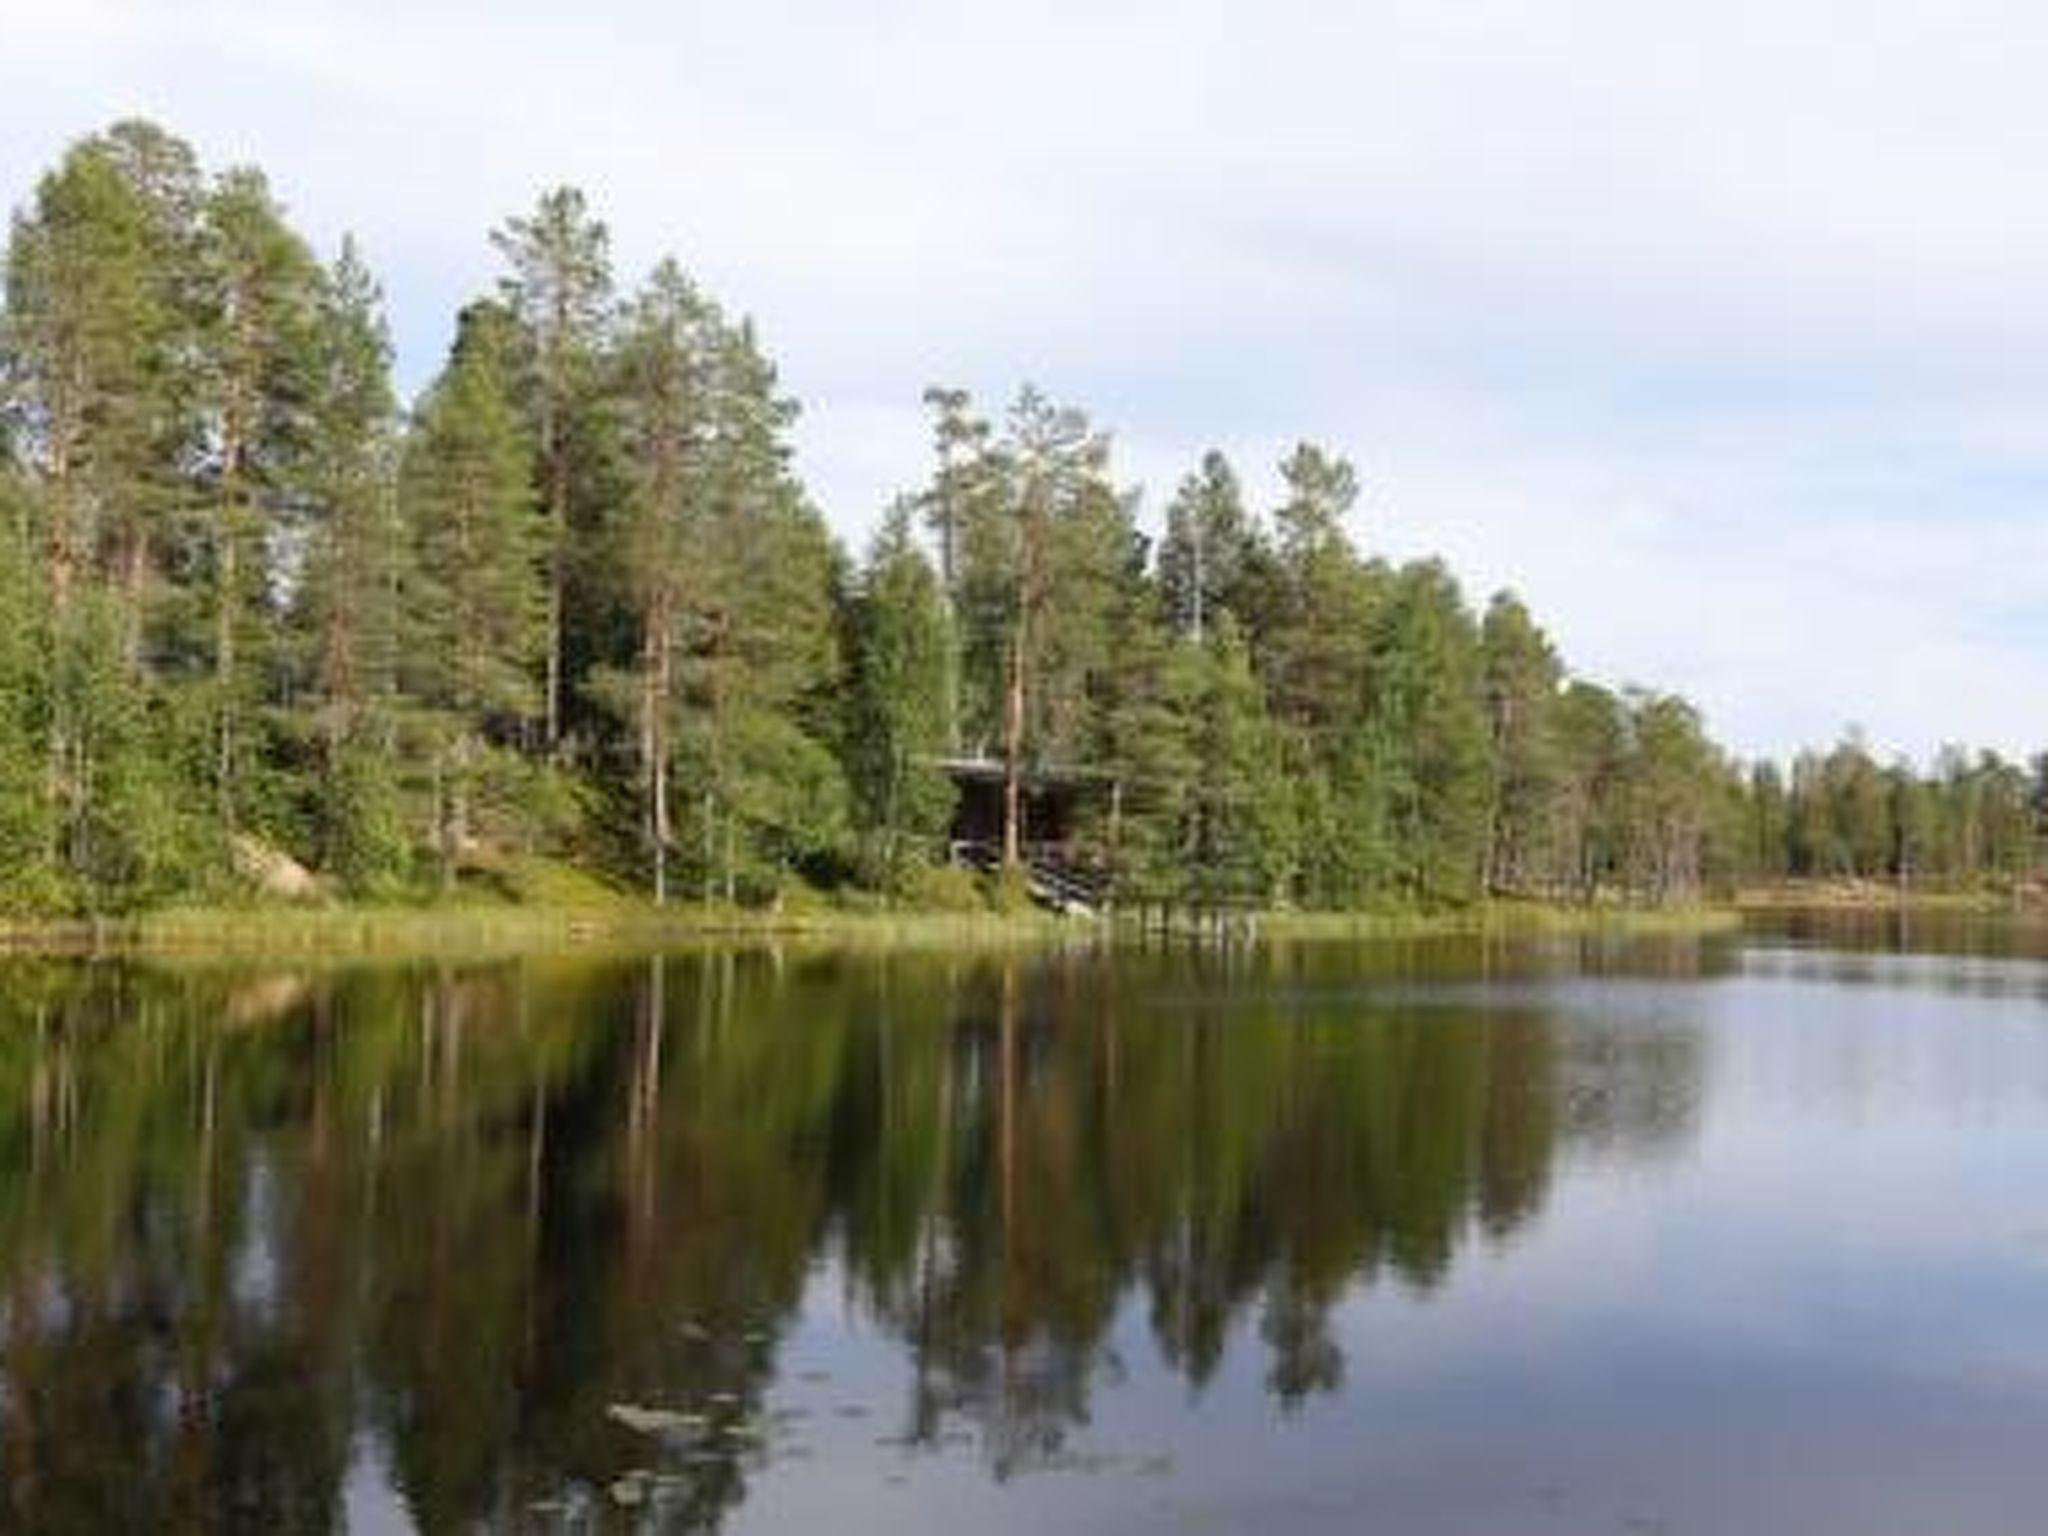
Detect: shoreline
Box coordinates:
(0, 897, 1748, 962)
(7, 884, 2038, 963)
(1733, 881, 2042, 914)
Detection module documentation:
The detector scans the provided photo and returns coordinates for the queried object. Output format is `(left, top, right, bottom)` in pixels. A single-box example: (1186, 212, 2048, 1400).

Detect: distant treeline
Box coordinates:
(1, 121, 2041, 914)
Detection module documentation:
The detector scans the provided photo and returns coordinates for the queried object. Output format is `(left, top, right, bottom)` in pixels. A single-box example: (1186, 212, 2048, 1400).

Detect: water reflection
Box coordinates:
(0, 946, 1703, 1531)
(1751, 903, 2048, 963)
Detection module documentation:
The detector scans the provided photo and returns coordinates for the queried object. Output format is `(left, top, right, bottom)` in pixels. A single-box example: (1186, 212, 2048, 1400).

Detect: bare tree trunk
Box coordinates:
(217, 386, 248, 834)
(642, 596, 673, 904)
(701, 790, 715, 907)
(44, 440, 76, 870)
(217, 513, 238, 831)
(121, 530, 148, 674)
(544, 437, 566, 752)
(1002, 629, 1025, 869)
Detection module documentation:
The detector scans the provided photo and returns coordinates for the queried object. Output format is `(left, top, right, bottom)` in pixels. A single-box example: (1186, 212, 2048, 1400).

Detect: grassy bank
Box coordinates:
(0, 893, 1743, 961)
(1244, 902, 1742, 941)
(1734, 879, 2042, 913)
(0, 902, 1085, 961)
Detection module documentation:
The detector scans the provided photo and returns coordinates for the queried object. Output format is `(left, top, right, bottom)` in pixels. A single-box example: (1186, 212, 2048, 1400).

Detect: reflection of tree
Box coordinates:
(0, 944, 1702, 1529)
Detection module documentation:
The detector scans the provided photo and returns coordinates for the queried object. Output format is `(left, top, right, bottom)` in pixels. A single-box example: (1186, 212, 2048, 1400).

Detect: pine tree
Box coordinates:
(608, 268, 845, 901)
(1158, 450, 1253, 643)
(685, 317, 846, 898)
(1361, 561, 1494, 903)
(295, 239, 405, 888)
(2, 126, 207, 900)
(196, 164, 322, 833)
(918, 386, 1008, 755)
(922, 388, 1011, 756)
(1185, 616, 1289, 904)
(399, 301, 542, 885)
(1745, 760, 1791, 881)
(606, 259, 717, 901)
(75, 120, 207, 672)
(15, 115, 2022, 919)
(1480, 592, 1564, 895)
(1621, 691, 1719, 902)
(491, 186, 613, 751)
(845, 504, 955, 891)
(916, 385, 1131, 869)
(1261, 442, 1382, 904)
(0, 468, 54, 905)
(1555, 681, 1627, 900)
(1090, 550, 1195, 898)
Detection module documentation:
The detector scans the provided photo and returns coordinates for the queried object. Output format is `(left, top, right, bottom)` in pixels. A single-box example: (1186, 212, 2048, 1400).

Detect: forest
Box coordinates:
(2, 120, 2043, 917)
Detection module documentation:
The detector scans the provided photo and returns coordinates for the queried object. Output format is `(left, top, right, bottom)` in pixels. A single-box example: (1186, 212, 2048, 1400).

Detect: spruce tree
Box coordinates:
(845, 504, 955, 891)
(606, 259, 717, 901)
(1261, 442, 1382, 904)
(295, 239, 405, 888)
(609, 265, 844, 901)
(686, 317, 846, 897)
(1480, 592, 1564, 895)
(1360, 561, 1494, 904)
(0, 469, 53, 905)
(1185, 615, 1289, 904)
(399, 301, 542, 884)
(1158, 450, 1253, 643)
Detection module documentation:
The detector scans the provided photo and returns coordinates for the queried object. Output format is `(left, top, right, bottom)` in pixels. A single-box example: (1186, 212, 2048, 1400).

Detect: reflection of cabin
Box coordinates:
(937, 756, 1115, 911)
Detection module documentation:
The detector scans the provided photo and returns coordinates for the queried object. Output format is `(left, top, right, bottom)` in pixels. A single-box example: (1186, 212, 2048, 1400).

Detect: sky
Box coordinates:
(5, 0, 2046, 763)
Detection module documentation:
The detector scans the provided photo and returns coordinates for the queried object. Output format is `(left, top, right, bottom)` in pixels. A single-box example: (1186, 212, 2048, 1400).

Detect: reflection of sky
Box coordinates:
(715, 966, 2048, 1535)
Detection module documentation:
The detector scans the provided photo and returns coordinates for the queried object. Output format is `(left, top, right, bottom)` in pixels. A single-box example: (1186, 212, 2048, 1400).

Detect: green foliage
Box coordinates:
(845, 506, 955, 889)
(1158, 450, 1257, 641)
(895, 861, 989, 912)
(0, 476, 55, 905)
(1481, 592, 1565, 894)
(296, 239, 407, 889)
(1360, 560, 1495, 903)
(492, 184, 614, 746)
(2, 117, 2039, 919)
(1184, 617, 1291, 902)
(398, 300, 545, 883)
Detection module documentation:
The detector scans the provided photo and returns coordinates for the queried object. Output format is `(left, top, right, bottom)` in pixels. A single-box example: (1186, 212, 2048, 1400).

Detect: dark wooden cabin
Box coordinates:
(937, 757, 1118, 899)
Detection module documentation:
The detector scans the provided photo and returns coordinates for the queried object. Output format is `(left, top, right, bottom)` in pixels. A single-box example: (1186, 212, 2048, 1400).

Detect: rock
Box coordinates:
(230, 834, 322, 900)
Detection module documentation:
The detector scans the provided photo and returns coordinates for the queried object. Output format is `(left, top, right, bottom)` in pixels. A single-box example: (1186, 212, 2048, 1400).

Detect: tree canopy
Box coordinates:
(1, 120, 2039, 915)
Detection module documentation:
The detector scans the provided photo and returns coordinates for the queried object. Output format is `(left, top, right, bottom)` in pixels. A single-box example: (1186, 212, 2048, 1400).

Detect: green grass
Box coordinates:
(1734, 879, 2041, 913)
(1202, 901, 1741, 942)
(0, 889, 1744, 961)
(0, 854, 1751, 959)
(0, 894, 1082, 961)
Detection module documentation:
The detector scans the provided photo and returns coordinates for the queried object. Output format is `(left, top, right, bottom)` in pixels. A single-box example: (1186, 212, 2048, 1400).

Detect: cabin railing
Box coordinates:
(948, 840, 1110, 915)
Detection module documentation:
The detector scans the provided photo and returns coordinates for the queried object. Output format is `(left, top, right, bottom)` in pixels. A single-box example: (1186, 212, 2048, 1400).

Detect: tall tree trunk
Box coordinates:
(642, 594, 672, 904)
(1002, 627, 1025, 870)
(120, 528, 148, 674)
(43, 440, 76, 869)
(217, 512, 238, 831)
(217, 394, 247, 833)
(701, 790, 715, 907)
(544, 437, 565, 753)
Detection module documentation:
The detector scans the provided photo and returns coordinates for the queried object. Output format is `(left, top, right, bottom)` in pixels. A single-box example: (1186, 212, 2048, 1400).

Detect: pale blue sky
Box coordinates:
(7, 0, 2046, 761)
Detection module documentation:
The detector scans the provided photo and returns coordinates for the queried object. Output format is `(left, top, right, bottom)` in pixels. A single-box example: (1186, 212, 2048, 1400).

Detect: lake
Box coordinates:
(4, 913, 2048, 1532)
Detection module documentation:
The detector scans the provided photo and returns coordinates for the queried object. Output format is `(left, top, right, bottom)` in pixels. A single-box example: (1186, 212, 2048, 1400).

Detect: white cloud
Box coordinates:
(6, 0, 2047, 759)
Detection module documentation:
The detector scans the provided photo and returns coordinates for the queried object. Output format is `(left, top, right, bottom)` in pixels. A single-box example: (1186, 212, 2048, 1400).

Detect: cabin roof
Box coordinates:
(925, 755, 1118, 789)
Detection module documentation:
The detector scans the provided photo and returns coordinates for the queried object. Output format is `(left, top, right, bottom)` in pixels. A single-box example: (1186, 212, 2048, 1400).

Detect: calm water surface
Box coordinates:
(4, 914, 2048, 1533)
